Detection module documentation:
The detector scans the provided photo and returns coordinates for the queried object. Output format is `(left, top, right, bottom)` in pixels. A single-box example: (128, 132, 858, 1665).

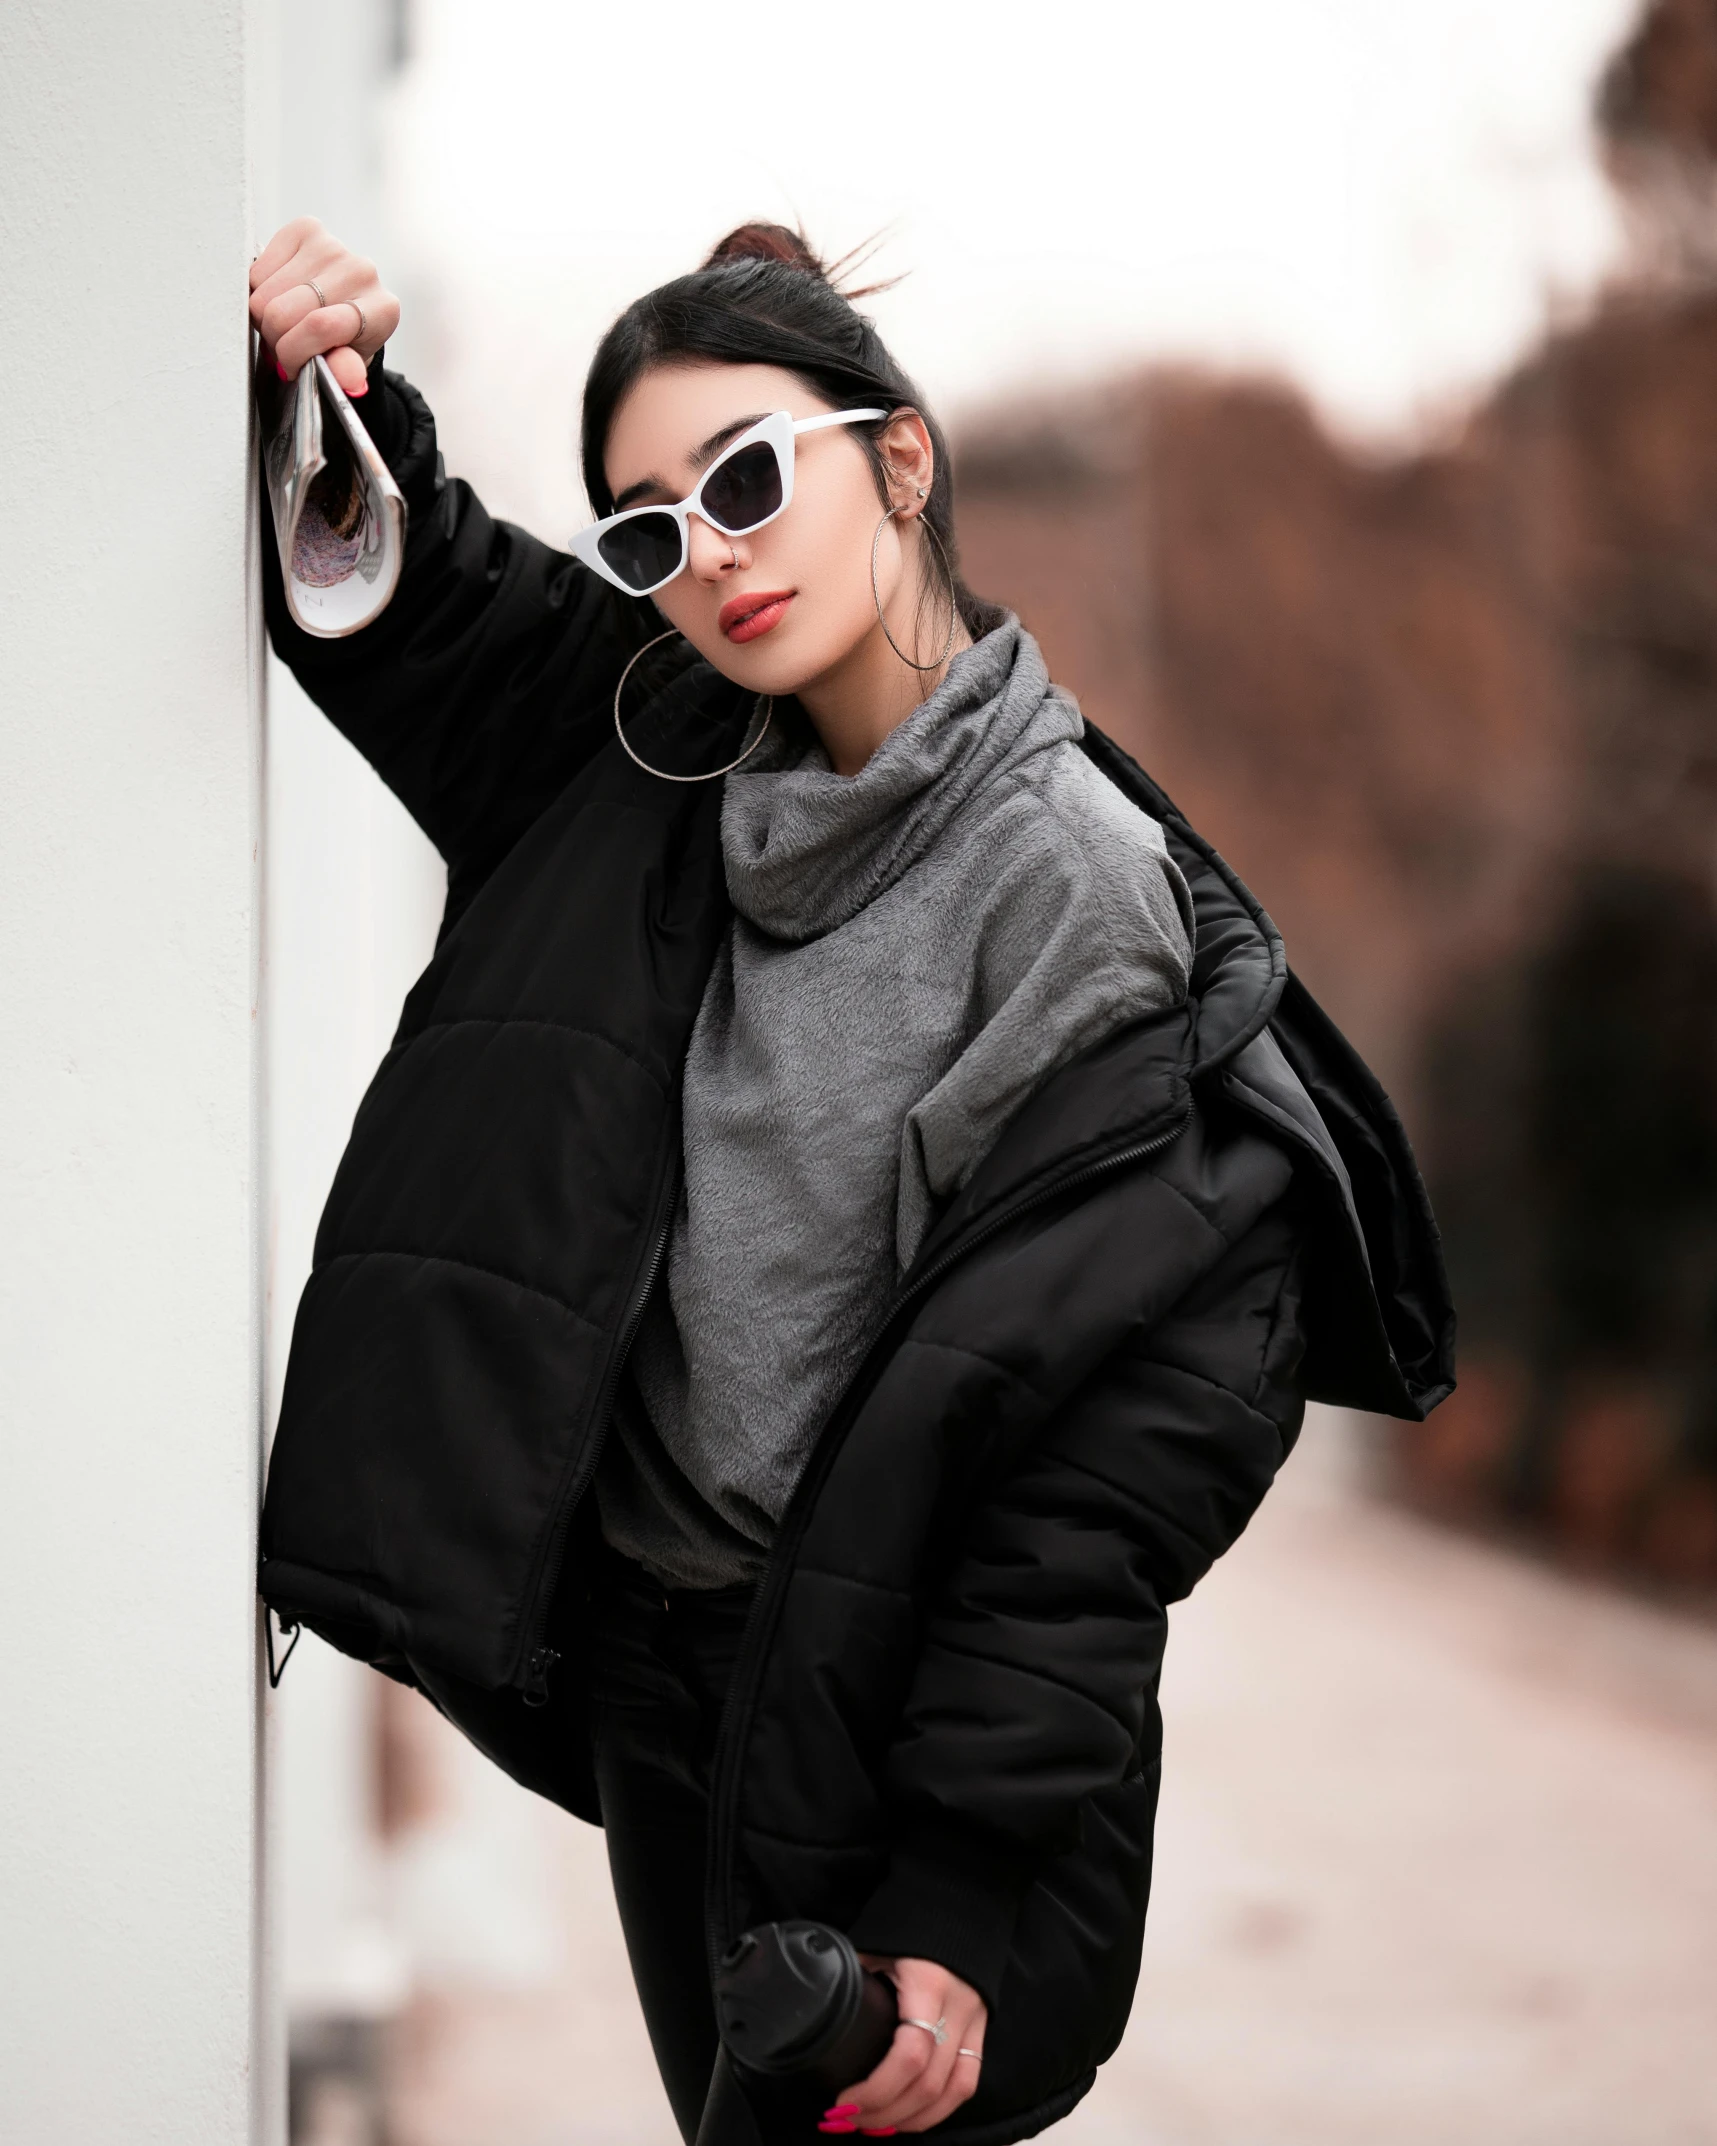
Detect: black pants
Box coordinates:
(588, 1550, 760, 2145)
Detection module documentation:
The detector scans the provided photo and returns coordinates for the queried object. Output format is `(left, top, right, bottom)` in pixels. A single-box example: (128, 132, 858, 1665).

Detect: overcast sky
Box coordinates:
(382, 0, 1642, 528)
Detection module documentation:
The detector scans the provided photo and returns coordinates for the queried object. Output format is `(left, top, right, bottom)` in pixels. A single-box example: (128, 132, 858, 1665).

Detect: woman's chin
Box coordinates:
(705, 624, 837, 702)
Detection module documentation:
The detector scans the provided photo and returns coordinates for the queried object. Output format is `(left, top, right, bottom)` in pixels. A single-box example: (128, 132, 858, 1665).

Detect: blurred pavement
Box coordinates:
(383, 1410, 1717, 2146)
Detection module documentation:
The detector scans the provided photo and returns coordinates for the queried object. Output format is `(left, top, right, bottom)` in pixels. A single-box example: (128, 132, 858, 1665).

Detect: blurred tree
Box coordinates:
(1599, 0, 1717, 279)
(957, 0, 1717, 1587)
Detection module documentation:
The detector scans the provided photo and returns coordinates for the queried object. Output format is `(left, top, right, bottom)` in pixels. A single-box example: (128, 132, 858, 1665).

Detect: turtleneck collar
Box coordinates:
(720, 617, 1082, 944)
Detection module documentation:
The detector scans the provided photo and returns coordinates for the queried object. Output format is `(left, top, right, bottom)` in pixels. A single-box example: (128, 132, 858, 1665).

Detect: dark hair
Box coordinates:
(580, 222, 1003, 640)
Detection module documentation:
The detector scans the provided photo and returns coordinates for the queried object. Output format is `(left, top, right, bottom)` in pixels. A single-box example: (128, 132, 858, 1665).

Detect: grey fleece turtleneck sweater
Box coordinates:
(594, 619, 1194, 1587)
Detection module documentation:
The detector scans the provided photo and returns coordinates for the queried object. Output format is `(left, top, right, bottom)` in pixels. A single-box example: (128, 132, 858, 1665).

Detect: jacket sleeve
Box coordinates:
(847, 1200, 1307, 2012)
(261, 352, 657, 885)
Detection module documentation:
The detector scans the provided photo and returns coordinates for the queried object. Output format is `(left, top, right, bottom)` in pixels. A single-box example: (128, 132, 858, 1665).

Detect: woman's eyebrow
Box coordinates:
(691, 413, 767, 467)
(612, 473, 671, 512)
(610, 414, 770, 514)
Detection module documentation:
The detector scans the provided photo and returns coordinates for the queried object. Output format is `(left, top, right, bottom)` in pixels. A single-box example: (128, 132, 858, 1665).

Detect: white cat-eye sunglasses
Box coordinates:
(570, 407, 887, 596)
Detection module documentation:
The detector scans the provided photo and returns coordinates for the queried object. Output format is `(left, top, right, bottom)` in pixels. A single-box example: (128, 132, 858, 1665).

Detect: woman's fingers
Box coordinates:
(248, 223, 346, 313)
(249, 236, 342, 330)
(273, 299, 379, 381)
(888, 2034, 963, 2132)
(247, 219, 399, 378)
(881, 2013, 972, 2133)
(833, 2019, 935, 2125)
(834, 1960, 985, 2134)
(323, 345, 369, 396)
(255, 281, 321, 355)
(899, 2028, 986, 2134)
(249, 215, 322, 292)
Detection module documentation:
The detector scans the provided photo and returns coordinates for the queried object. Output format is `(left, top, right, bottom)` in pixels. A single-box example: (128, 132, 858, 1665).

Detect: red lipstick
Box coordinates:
(720, 589, 794, 643)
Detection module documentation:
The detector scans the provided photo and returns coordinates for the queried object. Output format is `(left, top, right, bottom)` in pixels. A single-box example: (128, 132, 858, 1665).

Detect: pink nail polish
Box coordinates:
(274, 360, 288, 381)
(817, 2125, 856, 2136)
(348, 378, 368, 397)
(861, 2129, 897, 2137)
(824, 2108, 861, 2119)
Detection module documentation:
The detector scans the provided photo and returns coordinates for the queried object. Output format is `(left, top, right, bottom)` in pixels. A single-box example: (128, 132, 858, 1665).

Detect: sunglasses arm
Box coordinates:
(790, 407, 887, 435)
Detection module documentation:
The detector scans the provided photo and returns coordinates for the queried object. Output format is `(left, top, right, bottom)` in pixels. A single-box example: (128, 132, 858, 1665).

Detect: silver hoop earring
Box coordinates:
(613, 629, 772, 784)
(870, 508, 958, 675)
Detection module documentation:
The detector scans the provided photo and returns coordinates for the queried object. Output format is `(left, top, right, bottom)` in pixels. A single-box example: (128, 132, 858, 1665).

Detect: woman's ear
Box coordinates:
(878, 409, 935, 513)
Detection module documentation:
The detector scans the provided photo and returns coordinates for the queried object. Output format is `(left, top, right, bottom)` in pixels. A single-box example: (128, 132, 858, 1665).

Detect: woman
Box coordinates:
(252, 217, 1453, 2144)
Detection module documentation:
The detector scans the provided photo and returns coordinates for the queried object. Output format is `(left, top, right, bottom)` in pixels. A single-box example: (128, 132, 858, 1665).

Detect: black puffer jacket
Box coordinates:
(260, 367, 1453, 2144)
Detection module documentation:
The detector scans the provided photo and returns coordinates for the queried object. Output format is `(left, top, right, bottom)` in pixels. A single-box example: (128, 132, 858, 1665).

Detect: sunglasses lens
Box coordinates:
(701, 441, 784, 534)
(598, 511, 683, 592)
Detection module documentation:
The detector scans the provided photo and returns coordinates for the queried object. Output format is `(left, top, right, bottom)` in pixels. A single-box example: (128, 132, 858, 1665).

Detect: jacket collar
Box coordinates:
(1081, 725, 1288, 1080)
(907, 721, 1455, 1422)
(910, 721, 1283, 1267)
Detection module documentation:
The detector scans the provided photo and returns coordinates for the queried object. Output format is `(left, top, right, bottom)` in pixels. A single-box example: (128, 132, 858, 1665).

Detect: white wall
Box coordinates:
(0, 3, 272, 2141)
(262, 0, 565, 2036)
(254, 0, 449, 2034)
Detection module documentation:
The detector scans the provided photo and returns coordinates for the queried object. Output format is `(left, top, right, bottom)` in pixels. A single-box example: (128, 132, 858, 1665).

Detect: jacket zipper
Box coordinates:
(520, 1143, 679, 1704)
(702, 1098, 1193, 1964)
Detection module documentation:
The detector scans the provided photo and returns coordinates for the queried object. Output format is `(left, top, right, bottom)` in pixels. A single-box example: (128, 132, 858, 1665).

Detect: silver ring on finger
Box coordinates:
(901, 2016, 949, 2046)
(957, 2048, 982, 2063)
(303, 278, 328, 308)
(345, 300, 367, 347)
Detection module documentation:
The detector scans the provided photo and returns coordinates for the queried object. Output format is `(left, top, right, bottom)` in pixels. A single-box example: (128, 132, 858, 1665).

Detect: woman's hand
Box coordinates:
(828, 1956, 987, 2136)
(249, 217, 400, 396)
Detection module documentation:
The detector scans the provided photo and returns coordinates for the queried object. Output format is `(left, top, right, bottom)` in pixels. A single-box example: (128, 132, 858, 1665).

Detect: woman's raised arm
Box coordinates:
(252, 220, 655, 883)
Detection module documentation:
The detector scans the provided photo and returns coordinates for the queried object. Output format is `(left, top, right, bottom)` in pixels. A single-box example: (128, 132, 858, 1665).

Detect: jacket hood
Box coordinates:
(912, 721, 1455, 1423)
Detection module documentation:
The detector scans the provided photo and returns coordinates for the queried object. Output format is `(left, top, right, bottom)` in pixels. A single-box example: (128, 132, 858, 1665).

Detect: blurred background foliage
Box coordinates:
(954, 0, 1717, 1591)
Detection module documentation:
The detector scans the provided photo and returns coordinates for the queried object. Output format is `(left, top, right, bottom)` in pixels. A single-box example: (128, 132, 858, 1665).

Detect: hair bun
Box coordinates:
(701, 221, 830, 281)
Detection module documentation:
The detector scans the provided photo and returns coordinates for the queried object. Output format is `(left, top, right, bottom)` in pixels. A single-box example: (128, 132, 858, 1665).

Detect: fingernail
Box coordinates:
(817, 2126, 856, 2136)
(861, 2130, 897, 2137)
(274, 359, 288, 381)
(824, 2109, 860, 2119)
(348, 377, 368, 396)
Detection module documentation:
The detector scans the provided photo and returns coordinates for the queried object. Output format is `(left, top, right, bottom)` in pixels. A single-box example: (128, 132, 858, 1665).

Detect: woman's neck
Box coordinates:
(797, 611, 976, 777)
